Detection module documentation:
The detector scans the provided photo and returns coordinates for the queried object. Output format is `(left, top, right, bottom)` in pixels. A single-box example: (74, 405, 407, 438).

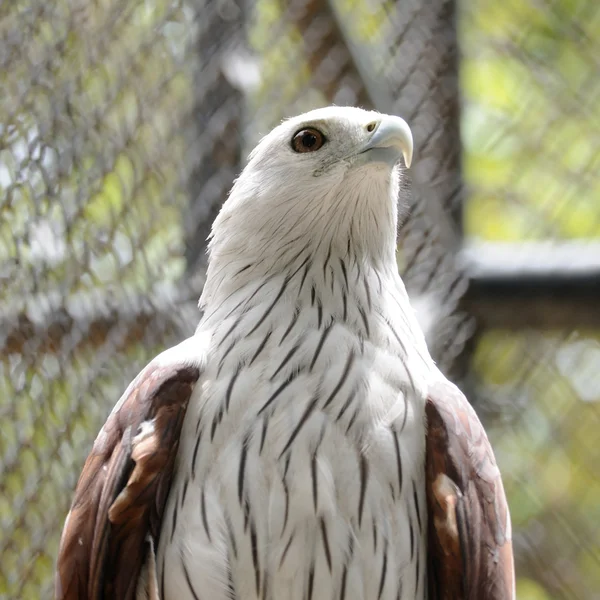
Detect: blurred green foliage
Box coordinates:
(461, 1, 600, 596)
(1, 0, 599, 597)
(0, 337, 172, 597)
(460, 0, 600, 240)
(1, 0, 195, 596)
(0, 0, 193, 311)
(474, 332, 600, 599)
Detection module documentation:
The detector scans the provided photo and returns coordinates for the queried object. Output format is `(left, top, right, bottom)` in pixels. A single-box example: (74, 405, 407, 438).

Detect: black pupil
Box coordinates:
(302, 132, 317, 148)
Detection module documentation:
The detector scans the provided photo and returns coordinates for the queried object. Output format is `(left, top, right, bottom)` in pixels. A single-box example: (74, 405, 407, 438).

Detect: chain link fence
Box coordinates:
(1, 0, 598, 597)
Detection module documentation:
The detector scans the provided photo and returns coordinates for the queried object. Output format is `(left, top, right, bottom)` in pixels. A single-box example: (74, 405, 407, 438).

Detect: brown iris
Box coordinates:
(291, 128, 326, 153)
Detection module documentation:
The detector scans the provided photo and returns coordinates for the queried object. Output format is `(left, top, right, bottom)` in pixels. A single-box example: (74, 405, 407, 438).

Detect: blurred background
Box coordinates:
(1, 0, 599, 597)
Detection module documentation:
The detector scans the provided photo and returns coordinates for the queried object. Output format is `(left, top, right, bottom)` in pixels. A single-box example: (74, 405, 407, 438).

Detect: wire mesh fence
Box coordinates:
(0, 0, 598, 598)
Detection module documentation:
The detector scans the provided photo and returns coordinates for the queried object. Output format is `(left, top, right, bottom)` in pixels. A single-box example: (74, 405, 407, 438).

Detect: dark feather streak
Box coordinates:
(258, 372, 299, 415)
(218, 312, 244, 349)
(247, 277, 290, 336)
(323, 242, 333, 278)
(345, 406, 360, 434)
(340, 565, 348, 600)
(259, 415, 268, 454)
(238, 435, 249, 505)
(320, 517, 332, 572)
(279, 395, 320, 458)
(226, 514, 238, 559)
(181, 478, 189, 509)
(249, 330, 272, 366)
(335, 387, 357, 422)
(286, 249, 311, 279)
(363, 273, 372, 311)
(298, 261, 311, 296)
(340, 258, 348, 289)
(210, 406, 224, 441)
(235, 263, 252, 275)
(393, 429, 403, 497)
(358, 454, 369, 528)
(225, 365, 241, 411)
(413, 479, 422, 532)
(372, 517, 378, 553)
(170, 500, 178, 544)
(307, 562, 315, 600)
(250, 521, 260, 595)
(191, 429, 203, 480)
(217, 339, 237, 377)
(310, 321, 333, 371)
(317, 300, 323, 329)
(280, 310, 299, 345)
(279, 530, 295, 568)
(271, 343, 301, 381)
(311, 452, 318, 512)
(243, 499, 250, 533)
(377, 539, 388, 600)
(200, 487, 211, 542)
(181, 552, 201, 600)
(323, 351, 355, 410)
(358, 305, 370, 337)
(281, 478, 290, 535)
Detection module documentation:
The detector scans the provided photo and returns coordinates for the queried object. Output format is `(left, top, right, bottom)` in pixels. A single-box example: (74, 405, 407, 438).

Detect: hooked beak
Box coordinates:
(359, 115, 413, 168)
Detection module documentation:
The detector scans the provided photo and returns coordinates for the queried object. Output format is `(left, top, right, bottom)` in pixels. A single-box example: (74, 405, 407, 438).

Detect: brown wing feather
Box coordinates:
(425, 379, 515, 600)
(55, 355, 201, 600)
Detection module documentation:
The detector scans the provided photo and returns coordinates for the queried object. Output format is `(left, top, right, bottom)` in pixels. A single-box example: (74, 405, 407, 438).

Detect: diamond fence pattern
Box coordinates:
(1, 0, 598, 598)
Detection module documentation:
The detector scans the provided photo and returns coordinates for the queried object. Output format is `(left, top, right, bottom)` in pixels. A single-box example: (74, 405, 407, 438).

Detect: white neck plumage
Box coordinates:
(200, 163, 403, 317)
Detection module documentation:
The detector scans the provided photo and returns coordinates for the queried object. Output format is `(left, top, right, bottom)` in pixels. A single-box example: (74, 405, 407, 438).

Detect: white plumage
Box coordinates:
(155, 106, 434, 600)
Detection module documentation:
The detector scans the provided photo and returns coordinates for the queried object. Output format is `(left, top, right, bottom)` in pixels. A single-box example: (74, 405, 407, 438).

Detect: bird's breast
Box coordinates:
(156, 293, 430, 600)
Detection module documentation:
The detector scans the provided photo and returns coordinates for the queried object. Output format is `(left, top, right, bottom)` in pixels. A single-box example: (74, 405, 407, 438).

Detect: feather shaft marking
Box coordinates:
(250, 521, 260, 595)
(271, 343, 301, 380)
(307, 562, 315, 600)
(393, 429, 403, 496)
(310, 321, 333, 371)
(279, 395, 320, 457)
(311, 452, 318, 512)
(413, 480, 422, 532)
(377, 540, 388, 600)
(280, 310, 299, 345)
(320, 517, 332, 572)
(279, 530, 295, 568)
(249, 330, 272, 366)
(323, 351, 355, 409)
(200, 488, 211, 542)
(335, 387, 357, 422)
(258, 372, 298, 415)
(225, 365, 241, 411)
(238, 435, 249, 504)
(181, 552, 201, 600)
(358, 454, 369, 528)
(247, 277, 290, 336)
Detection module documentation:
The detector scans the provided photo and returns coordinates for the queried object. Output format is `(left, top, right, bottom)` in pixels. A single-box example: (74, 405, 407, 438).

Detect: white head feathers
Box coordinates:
(202, 106, 413, 307)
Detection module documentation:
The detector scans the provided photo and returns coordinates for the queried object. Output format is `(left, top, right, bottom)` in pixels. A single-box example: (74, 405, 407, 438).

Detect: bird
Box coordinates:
(55, 106, 515, 600)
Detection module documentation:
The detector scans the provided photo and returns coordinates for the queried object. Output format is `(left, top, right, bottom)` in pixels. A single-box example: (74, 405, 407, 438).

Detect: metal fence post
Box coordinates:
(185, 0, 247, 274)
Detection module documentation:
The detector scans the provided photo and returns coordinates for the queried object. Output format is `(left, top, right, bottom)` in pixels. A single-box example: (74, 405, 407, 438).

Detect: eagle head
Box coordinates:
(203, 107, 413, 303)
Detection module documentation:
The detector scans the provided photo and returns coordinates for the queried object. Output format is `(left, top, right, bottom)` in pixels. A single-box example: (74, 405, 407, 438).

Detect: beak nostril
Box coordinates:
(366, 121, 378, 133)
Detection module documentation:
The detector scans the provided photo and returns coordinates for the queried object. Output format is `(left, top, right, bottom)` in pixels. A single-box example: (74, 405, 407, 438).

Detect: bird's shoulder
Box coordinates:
(425, 378, 515, 600)
(55, 336, 206, 600)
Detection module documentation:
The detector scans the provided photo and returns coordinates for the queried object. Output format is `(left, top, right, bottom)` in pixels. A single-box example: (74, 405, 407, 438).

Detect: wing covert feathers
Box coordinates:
(55, 358, 200, 600)
(425, 379, 515, 600)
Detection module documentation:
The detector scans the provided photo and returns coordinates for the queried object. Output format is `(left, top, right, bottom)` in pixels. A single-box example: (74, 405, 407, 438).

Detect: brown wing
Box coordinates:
(425, 379, 515, 600)
(55, 345, 201, 600)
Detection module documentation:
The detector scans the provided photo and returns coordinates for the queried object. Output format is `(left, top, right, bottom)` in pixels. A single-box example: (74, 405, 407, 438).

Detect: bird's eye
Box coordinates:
(291, 128, 326, 153)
